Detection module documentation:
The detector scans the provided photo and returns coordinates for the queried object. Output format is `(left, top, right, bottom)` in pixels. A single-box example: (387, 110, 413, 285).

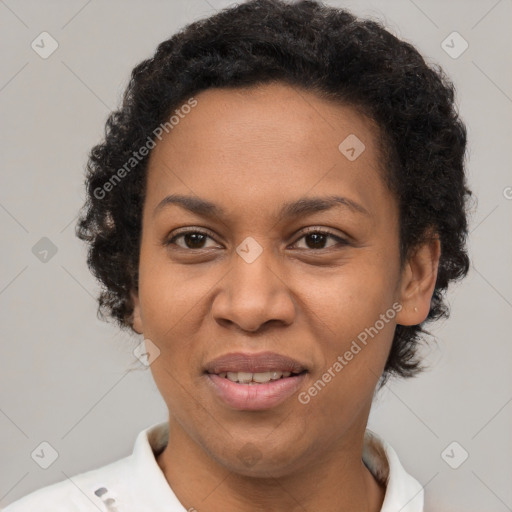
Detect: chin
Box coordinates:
(215, 440, 307, 479)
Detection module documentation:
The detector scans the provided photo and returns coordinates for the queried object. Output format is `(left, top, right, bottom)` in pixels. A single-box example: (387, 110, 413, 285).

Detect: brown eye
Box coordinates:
(164, 228, 348, 251)
(166, 230, 218, 250)
(293, 229, 348, 250)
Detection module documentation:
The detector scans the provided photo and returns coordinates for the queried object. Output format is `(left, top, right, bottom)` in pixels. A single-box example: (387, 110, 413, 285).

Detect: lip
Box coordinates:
(203, 351, 308, 374)
(203, 351, 309, 411)
(205, 372, 307, 410)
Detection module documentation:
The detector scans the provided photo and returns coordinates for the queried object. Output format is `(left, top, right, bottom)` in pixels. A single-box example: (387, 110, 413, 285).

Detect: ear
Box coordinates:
(130, 289, 143, 335)
(395, 232, 441, 326)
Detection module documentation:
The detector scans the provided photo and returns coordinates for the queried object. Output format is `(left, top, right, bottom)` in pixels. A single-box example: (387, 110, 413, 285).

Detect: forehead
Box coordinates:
(144, 82, 389, 222)
(164, 82, 380, 157)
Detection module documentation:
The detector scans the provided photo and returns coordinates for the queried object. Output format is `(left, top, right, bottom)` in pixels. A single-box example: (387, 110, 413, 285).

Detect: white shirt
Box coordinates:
(2, 421, 424, 511)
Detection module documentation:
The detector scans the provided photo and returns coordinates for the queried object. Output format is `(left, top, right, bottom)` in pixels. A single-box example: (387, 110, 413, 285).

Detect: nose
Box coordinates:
(211, 241, 296, 333)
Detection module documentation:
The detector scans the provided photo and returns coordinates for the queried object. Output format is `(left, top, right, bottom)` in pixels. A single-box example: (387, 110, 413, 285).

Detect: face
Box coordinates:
(131, 82, 433, 477)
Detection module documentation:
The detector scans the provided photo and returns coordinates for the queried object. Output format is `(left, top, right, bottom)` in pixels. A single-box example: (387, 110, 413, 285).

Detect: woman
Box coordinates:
(4, 0, 470, 510)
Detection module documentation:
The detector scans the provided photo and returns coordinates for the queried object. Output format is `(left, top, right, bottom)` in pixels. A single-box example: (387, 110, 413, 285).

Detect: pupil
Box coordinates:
(306, 233, 326, 249)
(185, 233, 206, 248)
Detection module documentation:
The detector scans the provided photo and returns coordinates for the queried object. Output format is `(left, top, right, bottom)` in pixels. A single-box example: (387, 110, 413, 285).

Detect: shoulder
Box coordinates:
(2, 421, 172, 512)
(2, 456, 131, 512)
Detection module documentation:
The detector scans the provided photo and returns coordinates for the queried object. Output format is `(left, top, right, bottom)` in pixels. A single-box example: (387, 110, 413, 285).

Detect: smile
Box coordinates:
(204, 371, 307, 410)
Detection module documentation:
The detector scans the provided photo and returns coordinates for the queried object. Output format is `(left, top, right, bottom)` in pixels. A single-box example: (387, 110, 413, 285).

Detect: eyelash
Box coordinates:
(164, 227, 348, 251)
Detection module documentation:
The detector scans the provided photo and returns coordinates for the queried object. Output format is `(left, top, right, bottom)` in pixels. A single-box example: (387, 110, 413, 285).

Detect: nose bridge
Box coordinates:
(232, 235, 281, 298)
(230, 236, 282, 304)
(213, 235, 295, 331)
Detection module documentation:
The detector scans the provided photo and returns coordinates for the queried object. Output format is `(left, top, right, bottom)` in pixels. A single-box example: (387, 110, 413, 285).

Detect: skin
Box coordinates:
(131, 81, 440, 512)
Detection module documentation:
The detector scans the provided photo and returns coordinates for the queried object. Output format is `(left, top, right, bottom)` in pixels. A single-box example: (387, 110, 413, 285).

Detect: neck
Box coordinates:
(156, 417, 385, 512)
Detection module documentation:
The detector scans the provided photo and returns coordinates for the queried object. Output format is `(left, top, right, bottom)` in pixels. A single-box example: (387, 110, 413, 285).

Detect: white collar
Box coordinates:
(362, 429, 424, 511)
(3, 421, 424, 511)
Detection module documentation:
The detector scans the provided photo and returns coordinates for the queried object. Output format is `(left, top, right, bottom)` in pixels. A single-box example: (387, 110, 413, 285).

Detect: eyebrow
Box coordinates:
(153, 193, 370, 221)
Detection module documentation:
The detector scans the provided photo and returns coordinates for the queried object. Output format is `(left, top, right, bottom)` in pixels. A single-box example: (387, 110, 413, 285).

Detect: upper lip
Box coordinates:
(204, 351, 308, 374)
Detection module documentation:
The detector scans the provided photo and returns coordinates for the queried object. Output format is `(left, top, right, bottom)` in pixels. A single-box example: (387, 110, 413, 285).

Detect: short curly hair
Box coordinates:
(76, 0, 471, 384)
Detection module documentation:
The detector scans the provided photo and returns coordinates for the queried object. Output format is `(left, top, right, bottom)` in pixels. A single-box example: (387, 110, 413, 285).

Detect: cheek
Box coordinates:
(137, 242, 207, 327)
(303, 256, 399, 335)
(295, 258, 399, 396)
(298, 294, 395, 430)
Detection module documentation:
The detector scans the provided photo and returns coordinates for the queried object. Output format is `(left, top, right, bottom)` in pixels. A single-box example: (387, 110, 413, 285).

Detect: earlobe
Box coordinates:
(396, 234, 441, 326)
(130, 289, 143, 335)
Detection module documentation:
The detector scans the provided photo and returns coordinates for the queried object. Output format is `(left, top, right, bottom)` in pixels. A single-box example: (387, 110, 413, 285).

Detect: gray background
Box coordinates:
(1, 0, 511, 510)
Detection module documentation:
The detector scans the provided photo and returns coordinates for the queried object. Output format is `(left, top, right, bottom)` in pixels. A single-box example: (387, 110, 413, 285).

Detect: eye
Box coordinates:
(165, 229, 219, 250)
(292, 228, 348, 250)
(164, 228, 348, 251)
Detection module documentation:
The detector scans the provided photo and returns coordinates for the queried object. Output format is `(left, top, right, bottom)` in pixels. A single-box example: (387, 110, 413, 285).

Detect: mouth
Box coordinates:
(203, 351, 309, 410)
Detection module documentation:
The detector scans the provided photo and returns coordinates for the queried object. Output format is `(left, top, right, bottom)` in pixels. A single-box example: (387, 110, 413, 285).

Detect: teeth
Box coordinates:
(221, 370, 294, 384)
(253, 372, 272, 383)
(230, 371, 252, 384)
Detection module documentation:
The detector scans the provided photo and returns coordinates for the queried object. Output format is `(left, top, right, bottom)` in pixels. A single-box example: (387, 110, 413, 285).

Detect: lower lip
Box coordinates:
(205, 372, 307, 411)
